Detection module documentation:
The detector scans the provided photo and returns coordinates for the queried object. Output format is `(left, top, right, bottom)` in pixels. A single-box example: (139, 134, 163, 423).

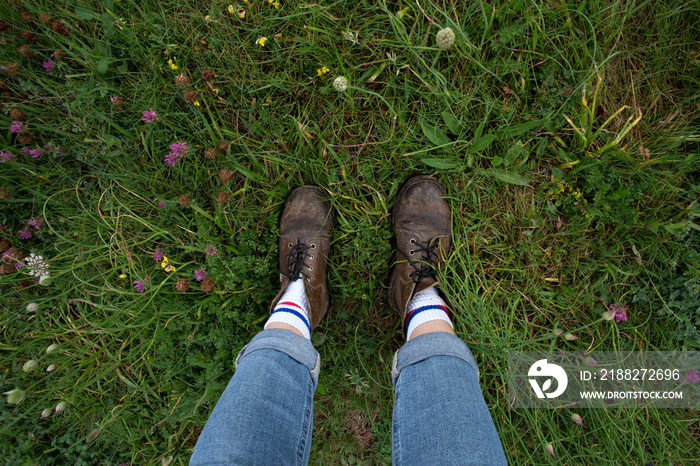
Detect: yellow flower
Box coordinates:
(316, 66, 330, 76)
(256, 37, 267, 47)
(161, 257, 169, 268)
(119, 274, 127, 279)
(228, 4, 234, 13)
(238, 9, 245, 19)
(268, 0, 280, 8)
(168, 59, 178, 70)
(194, 101, 200, 107)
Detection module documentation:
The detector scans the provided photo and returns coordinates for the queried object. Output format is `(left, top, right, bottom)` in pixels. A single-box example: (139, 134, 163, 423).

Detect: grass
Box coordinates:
(1, 0, 699, 463)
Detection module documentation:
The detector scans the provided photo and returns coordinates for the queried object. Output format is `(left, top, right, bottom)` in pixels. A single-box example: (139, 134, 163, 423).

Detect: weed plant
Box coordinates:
(0, 0, 698, 464)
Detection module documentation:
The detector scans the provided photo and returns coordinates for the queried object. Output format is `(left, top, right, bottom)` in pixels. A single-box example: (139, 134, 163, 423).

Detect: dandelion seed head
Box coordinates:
(333, 76, 348, 92)
(436, 27, 455, 50)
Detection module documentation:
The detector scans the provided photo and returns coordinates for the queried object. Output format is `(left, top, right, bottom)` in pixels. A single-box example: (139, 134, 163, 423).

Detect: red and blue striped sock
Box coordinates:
(405, 287, 452, 340)
(265, 279, 311, 339)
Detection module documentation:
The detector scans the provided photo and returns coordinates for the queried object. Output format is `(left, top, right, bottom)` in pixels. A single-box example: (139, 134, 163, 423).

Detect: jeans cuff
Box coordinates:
(391, 332, 478, 388)
(235, 329, 321, 383)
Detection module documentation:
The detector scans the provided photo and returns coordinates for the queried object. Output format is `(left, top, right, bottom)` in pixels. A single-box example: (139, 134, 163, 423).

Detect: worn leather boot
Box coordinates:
(389, 175, 453, 332)
(270, 186, 334, 330)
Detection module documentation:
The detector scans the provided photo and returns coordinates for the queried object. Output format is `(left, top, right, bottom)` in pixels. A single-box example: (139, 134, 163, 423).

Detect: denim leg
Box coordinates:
(391, 332, 507, 465)
(190, 329, 320, 466)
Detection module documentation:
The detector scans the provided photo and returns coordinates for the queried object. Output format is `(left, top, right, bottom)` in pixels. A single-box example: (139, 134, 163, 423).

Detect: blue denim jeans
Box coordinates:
(190, 329, 507, 465)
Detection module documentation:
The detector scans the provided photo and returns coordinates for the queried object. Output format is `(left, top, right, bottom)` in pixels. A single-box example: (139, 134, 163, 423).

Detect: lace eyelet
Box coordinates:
(288, 242, 293, 248)
(410, 238, 416, 244)
(307, 265, 313, 271)
(409, 249, 415, 256)
(309, 254, 314, 260)
(306, 276, 311, 281)
(310, 243, 317, 249)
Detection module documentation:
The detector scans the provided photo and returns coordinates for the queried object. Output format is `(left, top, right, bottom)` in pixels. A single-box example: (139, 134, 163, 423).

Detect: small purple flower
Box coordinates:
(142, 108, 158, 123)
(10, 121, 26, 133)
(133, 280, 146, 293)
(164, 141, 190, 166)
(16, 262, 25, 270)
(158, 201, 165, 208)
(53, 146, 63, 157)
(608, 304, 628, 322)
(18, 228, 32, 240)
(571, 413, 585, 427)
(194, 268, 207, 282)
(27, 216, 43, 230)
(29, 148, 43, 158)
(0, 151, 16, 163)
(42, 60, 55, 71)
(20, 147, 31, 155)
(686, 369, 699, 383)
(153, 248, 165, 262)
(205, 245, 217, 256)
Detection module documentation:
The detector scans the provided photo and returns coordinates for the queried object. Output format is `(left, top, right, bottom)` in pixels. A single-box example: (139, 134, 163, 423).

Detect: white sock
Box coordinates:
(405, 287, 452, 340)
(265, 279, 311, 339)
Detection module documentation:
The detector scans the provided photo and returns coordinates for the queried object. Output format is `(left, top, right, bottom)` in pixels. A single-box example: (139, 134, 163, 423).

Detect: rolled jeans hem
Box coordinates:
(391, 331, 478, 387)
(236, 328, 321, 386)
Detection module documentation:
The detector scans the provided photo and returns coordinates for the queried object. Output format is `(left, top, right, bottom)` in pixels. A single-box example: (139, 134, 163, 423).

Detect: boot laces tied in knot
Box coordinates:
(281, 242, 312, 281)
(403, 238, 442, 284)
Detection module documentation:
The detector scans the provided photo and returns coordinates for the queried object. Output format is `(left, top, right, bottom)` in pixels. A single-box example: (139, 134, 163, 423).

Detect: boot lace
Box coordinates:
(280, 242, 312, 281)
(398, 238, 443, 284)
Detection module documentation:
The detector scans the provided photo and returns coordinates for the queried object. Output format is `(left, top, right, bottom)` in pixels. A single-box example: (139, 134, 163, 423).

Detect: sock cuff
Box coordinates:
(265, 308, 311, 339)
(405, 306, 452, 340)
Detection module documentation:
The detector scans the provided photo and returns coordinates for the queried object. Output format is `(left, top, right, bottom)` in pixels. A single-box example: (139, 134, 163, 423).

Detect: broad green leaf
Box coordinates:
(96, 58, 111, 74)
(503, 140, 523, 166)
(664, 221, 687, 234)
(75, 6, 97, 20)
(421, 121, 450, 146)
(466, 134, 496, 154)
(441, 110, 464, 135)
(422, 157, 459, 169)
(496, 118, 549, 139)
(482, 169, 531, 186)
(551, 167, 565, 179)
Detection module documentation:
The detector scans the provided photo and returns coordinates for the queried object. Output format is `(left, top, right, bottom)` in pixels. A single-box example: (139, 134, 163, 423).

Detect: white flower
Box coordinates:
(41, 408, 52, 418)
(25, 253, 50, 279)
(436, 27, 455, 50)
(341, 30, 359, 44)
(4, 389, 27, 405)
(22, 360, 38, 372)
(333, 76, 348, 92)
(55, 401, 67, 414)
(26, 303, 39, 312)
(46, 344, 59, 353)
(46, 364, 56, 372)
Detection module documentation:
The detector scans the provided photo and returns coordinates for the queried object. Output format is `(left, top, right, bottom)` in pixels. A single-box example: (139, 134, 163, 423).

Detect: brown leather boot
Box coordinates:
(389, 175, 453, 333)
(270, 186, 334, 330)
